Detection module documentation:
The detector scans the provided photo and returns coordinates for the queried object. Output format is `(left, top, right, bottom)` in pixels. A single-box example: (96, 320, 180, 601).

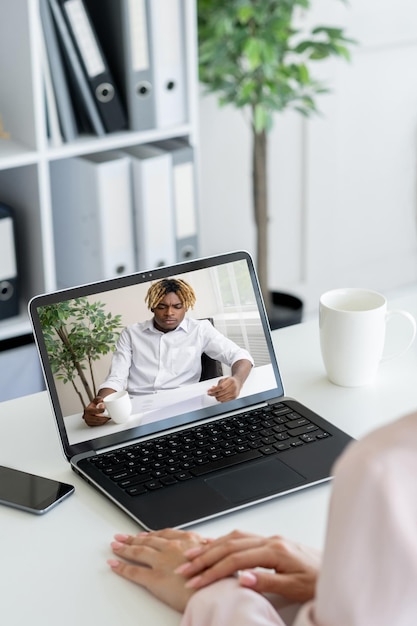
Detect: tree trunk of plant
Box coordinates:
(56, 326, 94, 402)
(252, 127, 270, 313)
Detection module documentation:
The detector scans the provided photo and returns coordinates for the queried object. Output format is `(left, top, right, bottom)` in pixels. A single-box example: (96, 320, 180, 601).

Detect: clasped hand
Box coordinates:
(108, 529, 320, 613)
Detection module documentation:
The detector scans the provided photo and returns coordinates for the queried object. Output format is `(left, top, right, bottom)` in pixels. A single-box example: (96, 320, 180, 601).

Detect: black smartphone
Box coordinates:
(0, 465, 74, 514)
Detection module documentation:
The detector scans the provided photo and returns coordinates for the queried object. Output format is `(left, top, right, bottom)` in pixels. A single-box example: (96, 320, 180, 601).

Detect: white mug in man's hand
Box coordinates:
(319, 288, 416, 387)
(103, 390, 132, 424)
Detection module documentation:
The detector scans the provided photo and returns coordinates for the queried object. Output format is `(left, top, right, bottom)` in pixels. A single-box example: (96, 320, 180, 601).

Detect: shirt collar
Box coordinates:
(144, 317, 189, 334)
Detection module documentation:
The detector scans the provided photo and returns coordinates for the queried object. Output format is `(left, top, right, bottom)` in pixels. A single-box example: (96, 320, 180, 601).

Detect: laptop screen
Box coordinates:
(29, 251, 284, 459)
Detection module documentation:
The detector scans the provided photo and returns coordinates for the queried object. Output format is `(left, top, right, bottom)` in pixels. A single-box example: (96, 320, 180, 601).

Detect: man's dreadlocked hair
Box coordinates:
(145, 278, 196, 311)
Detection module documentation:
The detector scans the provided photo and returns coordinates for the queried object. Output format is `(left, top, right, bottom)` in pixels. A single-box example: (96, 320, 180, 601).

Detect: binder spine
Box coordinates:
(39, 0, 78, 142)
(149, 0, 188, 129)
(124, 0, 155, 131)
(84, 0, 156, 132)
(58, 0, 127, 132)
(49, 0, 106, 135)
(0, 203, 19, 321)
(152, 139, 199, 263)
(124, 145, 176, 270)
(50, 154, 136, 288)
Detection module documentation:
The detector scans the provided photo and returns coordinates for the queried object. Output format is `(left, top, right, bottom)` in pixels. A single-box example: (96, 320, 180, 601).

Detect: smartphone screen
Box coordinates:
(0, 465, 74, 514)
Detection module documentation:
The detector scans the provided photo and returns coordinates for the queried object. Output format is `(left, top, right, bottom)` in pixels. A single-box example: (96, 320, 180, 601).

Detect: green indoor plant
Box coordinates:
(38, 297, 122, 410)
(198, 0, 355, 322)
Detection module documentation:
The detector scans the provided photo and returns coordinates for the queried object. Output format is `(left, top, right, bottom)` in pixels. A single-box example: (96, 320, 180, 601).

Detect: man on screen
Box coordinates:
(83, 278, 253, 426)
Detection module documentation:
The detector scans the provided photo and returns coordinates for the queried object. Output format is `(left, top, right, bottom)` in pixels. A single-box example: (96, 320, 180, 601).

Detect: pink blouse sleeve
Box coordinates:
(180, 578, 287, 626)
(297, 411, 417, 626)
(180, 413, 417, 626)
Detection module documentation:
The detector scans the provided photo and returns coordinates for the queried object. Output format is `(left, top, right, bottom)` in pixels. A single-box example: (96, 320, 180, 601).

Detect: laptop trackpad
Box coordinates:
(205, 457, 305, 504)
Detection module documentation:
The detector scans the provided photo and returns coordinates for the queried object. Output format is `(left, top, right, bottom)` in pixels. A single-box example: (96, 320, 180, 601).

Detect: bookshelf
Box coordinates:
(0, 0, 199, 341)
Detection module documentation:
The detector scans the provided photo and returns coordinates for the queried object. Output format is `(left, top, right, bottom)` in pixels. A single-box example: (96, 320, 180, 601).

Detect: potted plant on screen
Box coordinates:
(198, 0, 355, 327)
(38, 298, 122, 410)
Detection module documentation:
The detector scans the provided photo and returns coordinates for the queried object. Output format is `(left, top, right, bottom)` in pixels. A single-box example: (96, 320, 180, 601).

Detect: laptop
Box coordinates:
(29, 250, 352, 530)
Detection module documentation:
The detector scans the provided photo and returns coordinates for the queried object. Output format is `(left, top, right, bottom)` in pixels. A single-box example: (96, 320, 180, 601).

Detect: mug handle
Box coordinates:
(382, 309, 416, 361)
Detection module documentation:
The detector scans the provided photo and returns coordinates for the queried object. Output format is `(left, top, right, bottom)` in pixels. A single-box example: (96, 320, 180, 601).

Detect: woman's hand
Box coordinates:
(108, 529, 209, 612)
(175, 530, 320, 603)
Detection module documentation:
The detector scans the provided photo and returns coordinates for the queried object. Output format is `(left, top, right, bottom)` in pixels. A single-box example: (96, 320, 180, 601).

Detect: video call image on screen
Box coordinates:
(38, 260, 278, 445)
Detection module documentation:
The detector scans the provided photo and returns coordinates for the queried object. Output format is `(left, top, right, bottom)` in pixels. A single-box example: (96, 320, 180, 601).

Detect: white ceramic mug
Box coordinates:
(319, 288, 416, 387)
(104, 390, 132, 424)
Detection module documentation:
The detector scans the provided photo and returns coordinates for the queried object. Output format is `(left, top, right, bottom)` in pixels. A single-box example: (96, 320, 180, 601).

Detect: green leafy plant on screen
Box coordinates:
(198, 0, 355, 311)
(38, 298, 123, 410)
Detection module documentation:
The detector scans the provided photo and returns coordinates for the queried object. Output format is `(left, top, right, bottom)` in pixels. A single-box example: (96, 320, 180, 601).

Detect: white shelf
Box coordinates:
(0, 141, 39, 167)
(0, 310, 32, 341)
(0, 0, 199, 342)
(43, 123, 196, 160)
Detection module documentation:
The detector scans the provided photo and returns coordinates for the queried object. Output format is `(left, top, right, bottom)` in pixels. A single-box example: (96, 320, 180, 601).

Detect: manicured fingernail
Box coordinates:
(114, 533, 129, 542)
(185, 575, 201, 589)
(111, 541, 124, 550)
(238, 570, 257, 587)
(174, 562, 192, 574)
(107, 559, 120, 569)
(184, 546, 203, 558)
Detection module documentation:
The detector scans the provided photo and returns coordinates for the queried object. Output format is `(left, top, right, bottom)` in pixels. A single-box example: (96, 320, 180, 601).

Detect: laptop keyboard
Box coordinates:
(88, 402, 331, 497)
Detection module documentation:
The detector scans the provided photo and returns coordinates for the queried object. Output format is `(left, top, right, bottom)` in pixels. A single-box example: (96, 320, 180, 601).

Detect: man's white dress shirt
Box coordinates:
(100, 317, 253, 394)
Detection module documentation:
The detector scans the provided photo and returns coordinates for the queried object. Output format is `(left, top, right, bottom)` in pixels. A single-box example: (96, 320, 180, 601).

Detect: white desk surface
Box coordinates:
(1, 290, 417, 625)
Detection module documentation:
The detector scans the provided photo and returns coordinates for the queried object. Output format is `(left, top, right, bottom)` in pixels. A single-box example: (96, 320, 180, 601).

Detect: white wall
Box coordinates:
(197, 0, 417, 315)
